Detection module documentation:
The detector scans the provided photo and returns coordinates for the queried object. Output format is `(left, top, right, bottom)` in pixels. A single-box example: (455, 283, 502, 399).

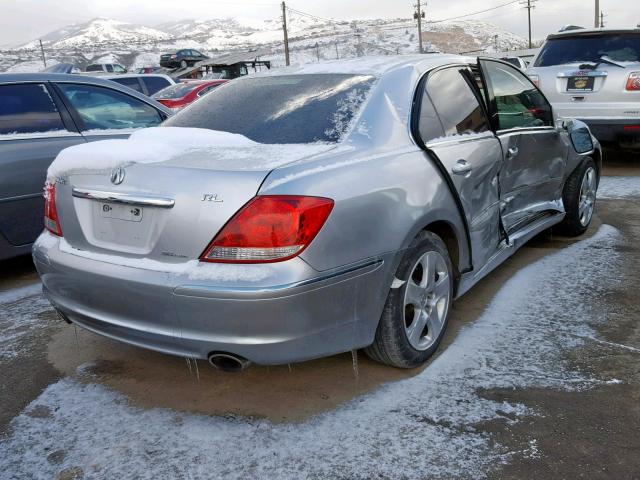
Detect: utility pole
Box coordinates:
(600, 10, 605, 28)
(333, 25, 339, 59)
(315, 42, 320, 62)
(39, 39, 46, 68)
(494, 34, 499, 53)
(521, 0, 537, 49)
(281, 1, 290, 66)
(595, 0, 600, 28)
(414, 2, 425, 53)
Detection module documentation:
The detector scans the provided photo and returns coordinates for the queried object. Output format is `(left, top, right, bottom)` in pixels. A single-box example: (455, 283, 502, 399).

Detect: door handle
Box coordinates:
(506, 147, 519, 159)
(452, 159, 472, 174)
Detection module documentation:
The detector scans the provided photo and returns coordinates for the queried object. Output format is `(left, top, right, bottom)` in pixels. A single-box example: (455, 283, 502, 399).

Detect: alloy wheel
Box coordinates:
(403, 250, 451, 351)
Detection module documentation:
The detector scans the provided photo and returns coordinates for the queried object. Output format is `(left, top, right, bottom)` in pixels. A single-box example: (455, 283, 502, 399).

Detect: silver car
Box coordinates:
(34, 55, 601, 370)
(527, 28, 640, 149)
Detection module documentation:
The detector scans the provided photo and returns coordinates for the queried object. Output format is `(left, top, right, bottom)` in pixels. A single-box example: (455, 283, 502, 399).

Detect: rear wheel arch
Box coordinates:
(422, 221, 461, 284)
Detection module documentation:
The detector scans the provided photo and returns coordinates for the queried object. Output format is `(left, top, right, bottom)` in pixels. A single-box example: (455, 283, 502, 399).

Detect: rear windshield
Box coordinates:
(534, 33, 640, 66)
(163, 74, 376, 144)
(153, 82, 199, 99)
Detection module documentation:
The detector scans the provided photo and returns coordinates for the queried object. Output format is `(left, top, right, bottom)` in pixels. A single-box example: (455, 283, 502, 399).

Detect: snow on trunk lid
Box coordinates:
(49, 127, 335, 265)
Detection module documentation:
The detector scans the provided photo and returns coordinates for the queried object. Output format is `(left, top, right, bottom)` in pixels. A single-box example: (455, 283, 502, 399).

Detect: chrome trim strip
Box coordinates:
(174, 259, 384, 297)
(0, 192, 42, 204)
(426, 132, 495, 148)
(557, 71, 608, 78)
(72, 188, 175, 208)
(0, 131, 82, 142)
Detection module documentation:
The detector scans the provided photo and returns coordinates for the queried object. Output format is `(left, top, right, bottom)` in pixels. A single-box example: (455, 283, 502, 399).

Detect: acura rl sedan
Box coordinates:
(34, 55, 601, 371)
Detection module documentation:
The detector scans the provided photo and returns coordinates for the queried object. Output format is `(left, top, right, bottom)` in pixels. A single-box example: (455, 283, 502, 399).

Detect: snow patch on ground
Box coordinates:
(0, 283, 51, 360)
(598, 176, 640, 199)
(0, 225, 623, 478)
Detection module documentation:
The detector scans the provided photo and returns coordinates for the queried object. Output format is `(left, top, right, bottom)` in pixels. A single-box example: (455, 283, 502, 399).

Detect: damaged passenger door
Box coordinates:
(414, 65, 504, 271)
(478, 59, 566, 235)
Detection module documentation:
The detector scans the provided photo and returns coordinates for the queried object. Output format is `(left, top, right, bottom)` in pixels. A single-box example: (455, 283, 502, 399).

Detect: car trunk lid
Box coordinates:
(50, 127, 335, 265)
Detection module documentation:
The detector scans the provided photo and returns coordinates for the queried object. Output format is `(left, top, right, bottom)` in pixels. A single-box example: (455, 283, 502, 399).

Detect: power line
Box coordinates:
(427, 0, 521, 24)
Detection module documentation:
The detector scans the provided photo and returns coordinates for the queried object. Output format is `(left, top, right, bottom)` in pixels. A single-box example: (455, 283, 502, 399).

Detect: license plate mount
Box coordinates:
(567, 76, 595, 92)
(99, 202, 143, 222)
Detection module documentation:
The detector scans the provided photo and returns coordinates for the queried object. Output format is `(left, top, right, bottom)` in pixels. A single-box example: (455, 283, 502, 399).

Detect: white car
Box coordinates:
(527, 28, 640, 149)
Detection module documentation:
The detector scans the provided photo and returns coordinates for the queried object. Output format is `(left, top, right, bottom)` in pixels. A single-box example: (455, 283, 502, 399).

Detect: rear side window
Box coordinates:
(58, 83, 162, 131)
(421, 67, 489, 141)
(0, 83, 66, 135)
(535, 33, 640, 66)
(483, 61, 553, 130)
(142, 76, 172, 96)
(112, 77, 142, 93)
(85, 65, 103, 72)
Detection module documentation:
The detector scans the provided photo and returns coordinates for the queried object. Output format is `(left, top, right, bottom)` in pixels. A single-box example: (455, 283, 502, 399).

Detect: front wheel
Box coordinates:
(556, 158, 598, 237)
(365, 231, 453, 368)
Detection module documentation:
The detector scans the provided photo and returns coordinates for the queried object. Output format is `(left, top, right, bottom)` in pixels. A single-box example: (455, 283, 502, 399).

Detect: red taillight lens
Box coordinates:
(44, 182, 62, 236)
(201, 195, 334, 263)
(626, 72, 640, 91)
(528, 74, 540, 88)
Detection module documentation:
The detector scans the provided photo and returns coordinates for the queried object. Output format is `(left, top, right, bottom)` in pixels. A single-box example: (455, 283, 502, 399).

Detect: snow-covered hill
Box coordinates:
(20, 17, 172, 50)
(1, 16, 528, 73)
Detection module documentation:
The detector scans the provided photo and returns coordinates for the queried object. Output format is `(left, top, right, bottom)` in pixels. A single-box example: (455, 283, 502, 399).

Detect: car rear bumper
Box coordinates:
(576, 119, 640, 145)
(159, 60, 178, 68)
(33, 233, 391, 365)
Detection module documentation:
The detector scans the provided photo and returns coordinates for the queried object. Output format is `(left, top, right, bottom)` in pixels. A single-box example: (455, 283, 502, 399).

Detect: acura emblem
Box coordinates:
(110, 167, 125, 185)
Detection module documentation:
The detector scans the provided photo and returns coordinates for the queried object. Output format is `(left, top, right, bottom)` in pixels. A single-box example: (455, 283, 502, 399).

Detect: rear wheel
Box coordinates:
(180, 60, 188, 69)
(556, 158, 597, 237)
(365, 231, 453, 368)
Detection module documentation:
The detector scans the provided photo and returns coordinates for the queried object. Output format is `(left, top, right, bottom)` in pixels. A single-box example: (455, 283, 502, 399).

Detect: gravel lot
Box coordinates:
(0, 158, 639, 479)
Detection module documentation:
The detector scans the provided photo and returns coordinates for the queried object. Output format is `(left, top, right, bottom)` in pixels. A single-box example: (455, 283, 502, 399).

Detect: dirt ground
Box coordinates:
(1, 152, 639, 478)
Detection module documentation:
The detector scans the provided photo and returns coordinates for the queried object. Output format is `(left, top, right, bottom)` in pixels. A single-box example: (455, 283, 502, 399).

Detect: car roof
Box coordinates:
(0, 73, 172, 114)
(259, 54, 474, 77)
(104, 73, 174, 81)
(548, 27, 640, 39)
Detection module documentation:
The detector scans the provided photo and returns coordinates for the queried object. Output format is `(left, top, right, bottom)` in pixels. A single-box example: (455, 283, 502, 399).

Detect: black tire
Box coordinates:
(556, 157, 598, 237)
(180, 60, 188, 69)
(365, 231, 454, 368)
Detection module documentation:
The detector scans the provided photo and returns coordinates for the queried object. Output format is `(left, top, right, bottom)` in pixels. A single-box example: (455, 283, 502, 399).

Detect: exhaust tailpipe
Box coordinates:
(207, 352, 251, 372)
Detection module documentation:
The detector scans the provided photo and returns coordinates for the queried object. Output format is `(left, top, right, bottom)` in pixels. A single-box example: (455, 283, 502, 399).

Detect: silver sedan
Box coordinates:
(33, 55, 601, 370)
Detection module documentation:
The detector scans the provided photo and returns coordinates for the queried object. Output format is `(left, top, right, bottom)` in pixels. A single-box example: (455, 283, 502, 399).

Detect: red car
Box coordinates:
(152, 80, 227, 111)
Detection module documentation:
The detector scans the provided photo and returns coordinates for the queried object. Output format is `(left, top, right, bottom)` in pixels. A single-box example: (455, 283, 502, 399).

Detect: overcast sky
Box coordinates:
(0, 0, 637, 46)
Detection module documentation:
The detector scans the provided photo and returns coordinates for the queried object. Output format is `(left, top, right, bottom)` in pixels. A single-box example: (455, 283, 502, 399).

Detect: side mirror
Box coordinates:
(569, 126, 594, 154)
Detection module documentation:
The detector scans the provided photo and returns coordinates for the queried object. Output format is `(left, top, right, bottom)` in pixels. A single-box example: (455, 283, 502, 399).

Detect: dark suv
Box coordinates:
(160, 49, 208, 69)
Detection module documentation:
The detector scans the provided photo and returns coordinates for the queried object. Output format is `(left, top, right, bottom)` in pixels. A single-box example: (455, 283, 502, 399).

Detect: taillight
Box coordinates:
(528, 74, 540, 87)
(44, 182, 62, 236)
(201, 195, 334, 263)
(626, 72, 640, 91)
